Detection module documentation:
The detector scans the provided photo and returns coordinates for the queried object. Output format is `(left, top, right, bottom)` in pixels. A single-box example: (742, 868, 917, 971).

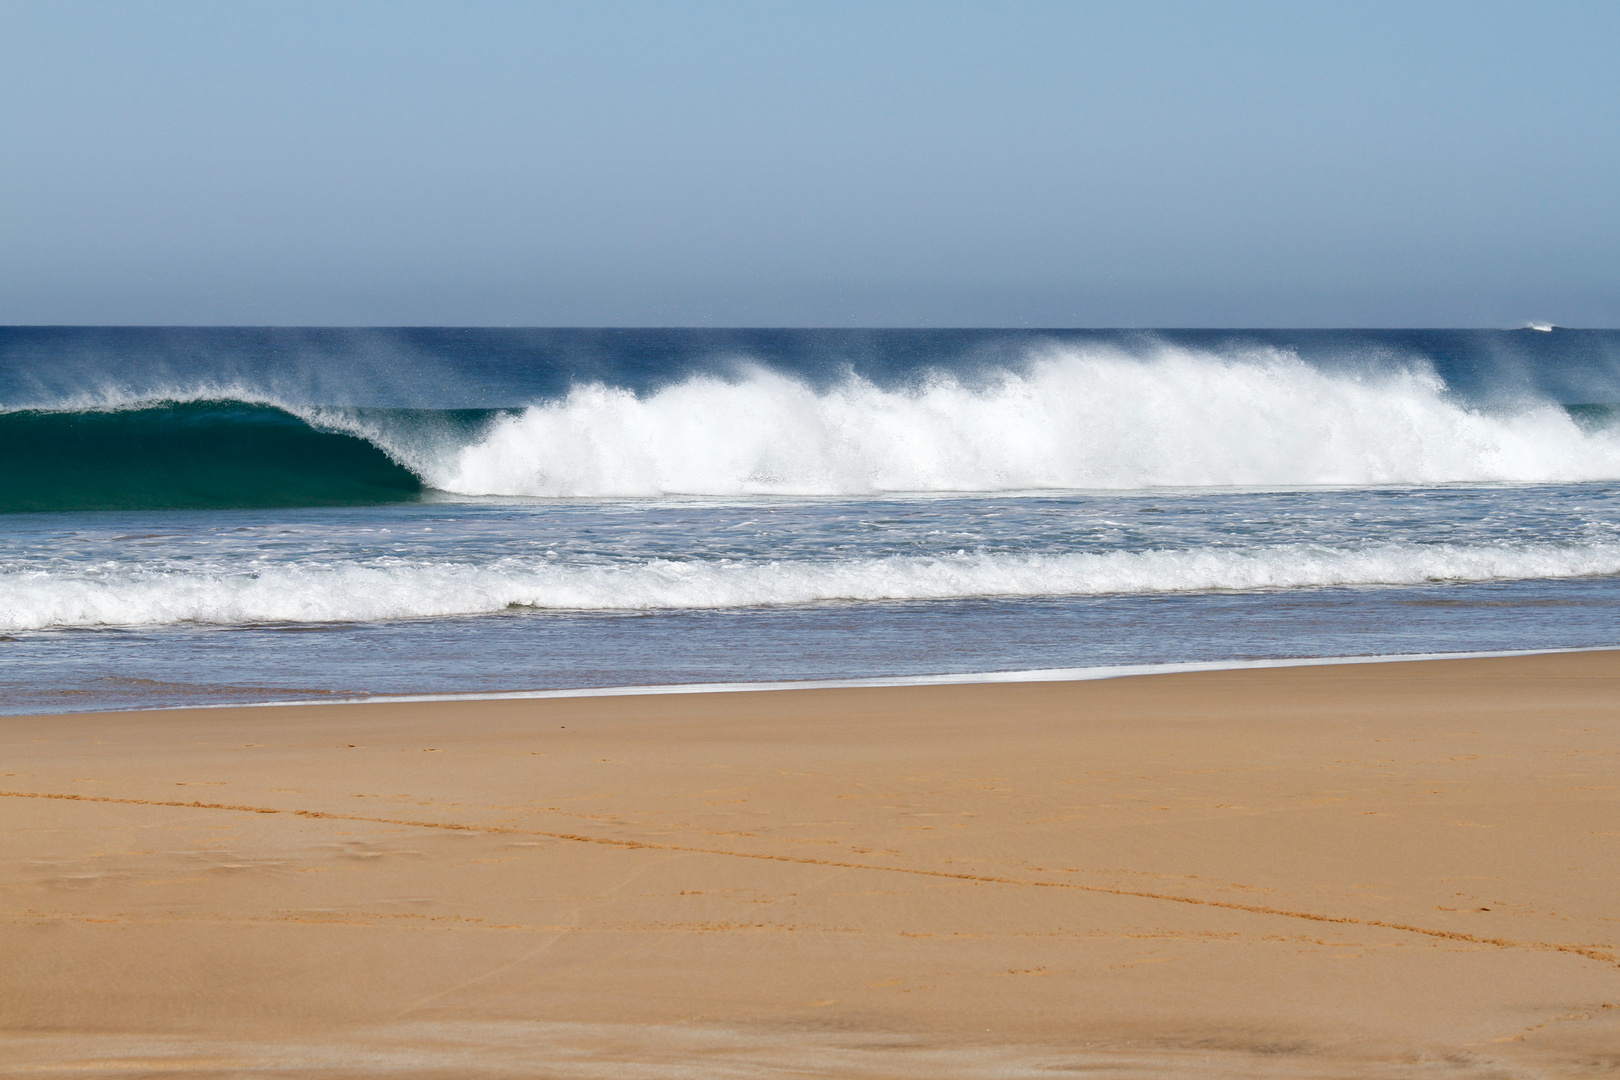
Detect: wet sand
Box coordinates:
(3, 651, 1619, 1078)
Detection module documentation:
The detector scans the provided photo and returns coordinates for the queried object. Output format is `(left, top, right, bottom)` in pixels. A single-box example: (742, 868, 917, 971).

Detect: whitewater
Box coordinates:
(3, 326, 1619, 713)
(8, 344, 1620, 512)
(6, 539, 1620, 631)
(418, 350, 1620, 495)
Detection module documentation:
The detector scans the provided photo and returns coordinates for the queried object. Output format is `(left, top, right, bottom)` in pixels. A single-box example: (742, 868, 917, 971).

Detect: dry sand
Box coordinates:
(2, 651, 1618, 1078)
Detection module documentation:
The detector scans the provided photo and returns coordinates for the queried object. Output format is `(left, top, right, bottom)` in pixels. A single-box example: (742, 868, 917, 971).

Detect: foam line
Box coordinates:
(9, 540, 1619, 629)
(221, 647, 1603, 710)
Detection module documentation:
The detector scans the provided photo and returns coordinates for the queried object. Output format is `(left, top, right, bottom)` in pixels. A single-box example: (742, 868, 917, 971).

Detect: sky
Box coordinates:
(1, 0, 1616, 327)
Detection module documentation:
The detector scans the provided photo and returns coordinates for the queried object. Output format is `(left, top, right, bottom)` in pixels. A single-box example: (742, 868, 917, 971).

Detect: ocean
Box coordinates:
(3, 326, 1618, 715)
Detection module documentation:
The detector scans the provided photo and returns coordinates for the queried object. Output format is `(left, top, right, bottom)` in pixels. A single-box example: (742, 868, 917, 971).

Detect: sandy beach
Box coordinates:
(3, 650, 1618, 1078)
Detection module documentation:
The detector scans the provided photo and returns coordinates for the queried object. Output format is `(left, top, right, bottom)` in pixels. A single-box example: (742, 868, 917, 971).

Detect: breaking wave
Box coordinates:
(0, 400, 421, 511)
(6, 540, 1620, 629)
(6, 346, 1620, 511)
(428, 350, 1620, 495)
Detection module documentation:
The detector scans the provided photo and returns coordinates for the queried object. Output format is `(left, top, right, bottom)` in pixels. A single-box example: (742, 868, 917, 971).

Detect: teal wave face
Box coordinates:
(1563, 403, 1620, 432)
(0, 401, 423, 512)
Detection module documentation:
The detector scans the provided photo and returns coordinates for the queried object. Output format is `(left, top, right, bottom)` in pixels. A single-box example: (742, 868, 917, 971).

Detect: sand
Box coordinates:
(2, 651, 1618, 1078)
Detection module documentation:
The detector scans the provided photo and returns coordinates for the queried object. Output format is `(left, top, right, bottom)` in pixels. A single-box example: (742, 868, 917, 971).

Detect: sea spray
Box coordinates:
(6, 345, 1620, 511)
(428, 348, 1620, 496)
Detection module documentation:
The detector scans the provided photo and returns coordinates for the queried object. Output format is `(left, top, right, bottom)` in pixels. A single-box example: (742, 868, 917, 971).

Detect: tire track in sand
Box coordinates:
(4, 788, 1615, 970)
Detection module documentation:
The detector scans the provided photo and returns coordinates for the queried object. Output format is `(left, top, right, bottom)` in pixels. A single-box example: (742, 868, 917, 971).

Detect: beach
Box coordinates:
(3, 650, 1618, 1077)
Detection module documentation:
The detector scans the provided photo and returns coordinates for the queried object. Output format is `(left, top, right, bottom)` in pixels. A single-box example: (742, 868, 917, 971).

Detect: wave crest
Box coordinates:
(6, 541, 1618, 629)
(425, 348, 1620, 496)
(7, 346, 1620, 511)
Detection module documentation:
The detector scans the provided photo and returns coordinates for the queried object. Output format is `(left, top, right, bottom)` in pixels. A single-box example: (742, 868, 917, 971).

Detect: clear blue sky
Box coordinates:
(2, 0, 1615, 326)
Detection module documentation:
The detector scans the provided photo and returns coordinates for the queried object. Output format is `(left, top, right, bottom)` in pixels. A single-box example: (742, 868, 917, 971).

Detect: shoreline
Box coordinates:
(14, 644, 1611, 718)
(4, 650, 1618, 1077)
(223, 644, 1611, 709)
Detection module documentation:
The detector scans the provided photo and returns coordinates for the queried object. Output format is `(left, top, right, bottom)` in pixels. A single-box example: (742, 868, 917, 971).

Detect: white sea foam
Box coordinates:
(418, 347, 1620, 496)
(12, 347, 1620, 496)
(5, 541, 1618, 629)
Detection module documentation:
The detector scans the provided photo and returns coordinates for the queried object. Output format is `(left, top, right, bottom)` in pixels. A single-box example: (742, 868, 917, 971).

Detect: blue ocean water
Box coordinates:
(3, 327, 1619, 714)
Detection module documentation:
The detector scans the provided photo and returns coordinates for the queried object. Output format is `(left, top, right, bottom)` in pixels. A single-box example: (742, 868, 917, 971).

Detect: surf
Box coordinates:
(5, 344, 1620, 512)
(426, 347, 1620, 496)
(7, 539, 1620, 629)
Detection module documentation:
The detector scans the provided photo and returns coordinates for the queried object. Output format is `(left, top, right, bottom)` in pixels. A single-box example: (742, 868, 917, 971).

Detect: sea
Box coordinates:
(3, 326, 1619, 716)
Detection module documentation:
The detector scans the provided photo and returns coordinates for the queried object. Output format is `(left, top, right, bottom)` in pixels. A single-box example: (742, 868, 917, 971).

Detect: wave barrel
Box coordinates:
(0, 401, 422, 512)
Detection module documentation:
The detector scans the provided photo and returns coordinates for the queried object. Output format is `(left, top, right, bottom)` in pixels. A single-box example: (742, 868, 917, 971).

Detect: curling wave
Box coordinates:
(6, 540, 1620, 629)
(7, 347, 1620, 512)
(0, 400, 422, 512)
